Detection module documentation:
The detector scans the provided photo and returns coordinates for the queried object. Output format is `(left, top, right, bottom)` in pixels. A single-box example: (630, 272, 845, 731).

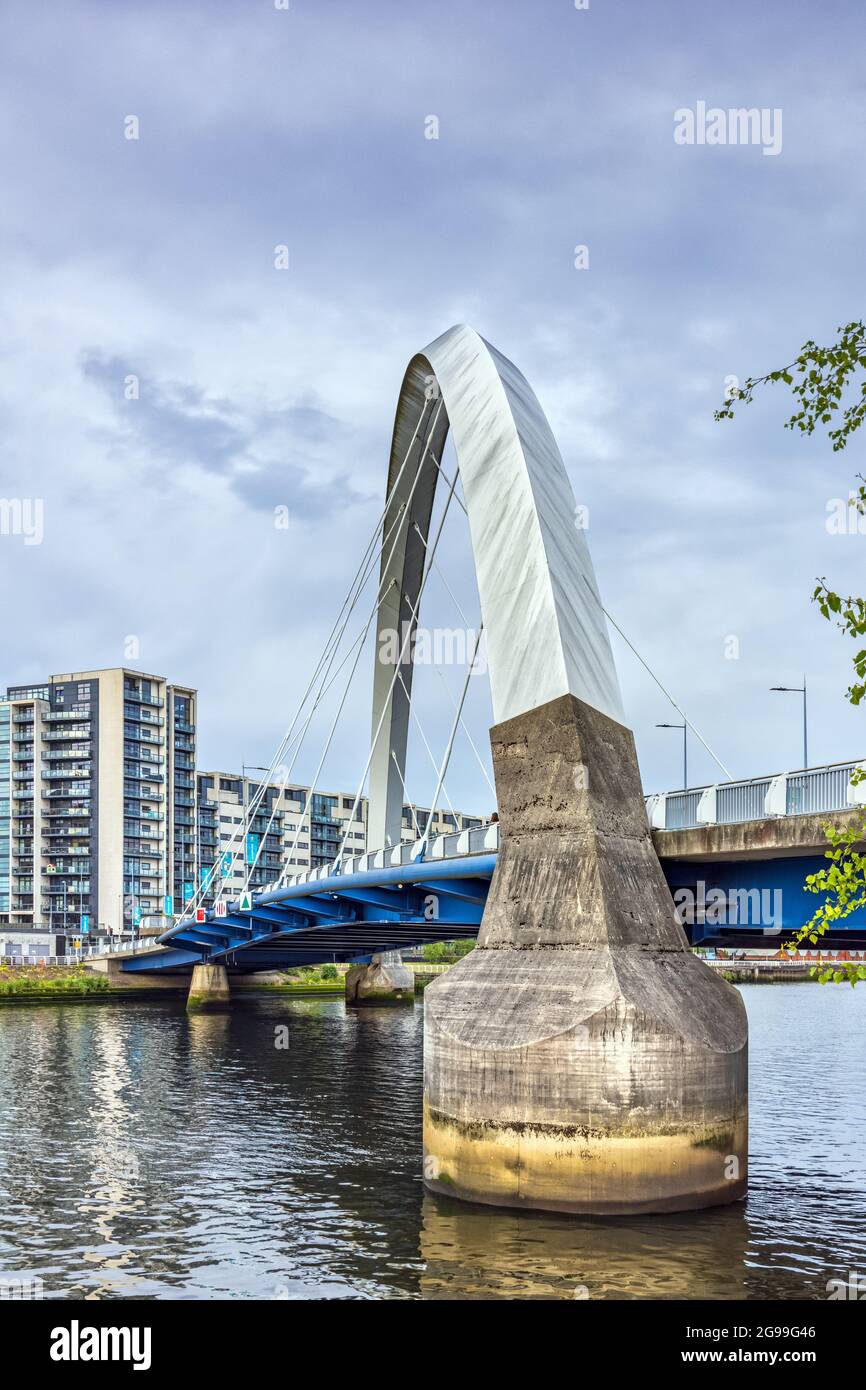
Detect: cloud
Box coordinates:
(80, 349, 367, 519)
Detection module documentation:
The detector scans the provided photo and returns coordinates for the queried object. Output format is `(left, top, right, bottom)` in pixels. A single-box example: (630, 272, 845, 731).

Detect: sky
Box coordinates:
(1, 0, 864, 814)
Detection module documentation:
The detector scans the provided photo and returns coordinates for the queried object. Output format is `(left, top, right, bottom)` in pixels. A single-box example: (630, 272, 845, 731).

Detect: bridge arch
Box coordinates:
(368, 323, 625, 849)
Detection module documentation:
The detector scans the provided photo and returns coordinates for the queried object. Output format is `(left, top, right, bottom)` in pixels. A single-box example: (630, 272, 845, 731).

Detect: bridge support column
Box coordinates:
(345, 951, 415, 1006)
(187, 963, 230, 1011)
(423, 692, 748, 1215)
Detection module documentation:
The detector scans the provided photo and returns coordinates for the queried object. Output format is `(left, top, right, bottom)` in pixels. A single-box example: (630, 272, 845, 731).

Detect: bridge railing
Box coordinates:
(646, 758, 865, 832)
(0, 955, 82, 967)
(276, 820, 501, 891)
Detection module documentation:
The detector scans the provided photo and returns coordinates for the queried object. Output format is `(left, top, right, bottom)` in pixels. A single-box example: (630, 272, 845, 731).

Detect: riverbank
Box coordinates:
(0, 960, 453, 1005)
(704, 959, 823, 984)
(0, 954, 835, 1005)
(0, 963, 111, 1001)
(236, 962, 452, 996)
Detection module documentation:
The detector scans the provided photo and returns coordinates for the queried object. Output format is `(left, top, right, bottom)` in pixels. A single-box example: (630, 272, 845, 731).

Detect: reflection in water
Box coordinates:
(420, 1197, 750, 1300)
(0, 983, 862, 1299)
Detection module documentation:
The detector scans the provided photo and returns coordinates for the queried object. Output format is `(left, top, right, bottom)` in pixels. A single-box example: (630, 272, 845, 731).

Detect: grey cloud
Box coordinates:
(80, 349, 366, 519)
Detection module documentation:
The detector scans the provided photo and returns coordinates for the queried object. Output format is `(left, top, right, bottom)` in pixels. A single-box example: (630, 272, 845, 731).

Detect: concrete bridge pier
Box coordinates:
(345, 951, 415, 1006)
(422, 692, 748, 1215)
(187, 962, 231, 1011)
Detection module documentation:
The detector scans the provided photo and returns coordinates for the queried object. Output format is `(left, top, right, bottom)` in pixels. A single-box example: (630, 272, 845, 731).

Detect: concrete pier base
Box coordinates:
(423, 693, 748, 1215)
(345, 951, 415, 1006)
(187, 963, 231, 1011)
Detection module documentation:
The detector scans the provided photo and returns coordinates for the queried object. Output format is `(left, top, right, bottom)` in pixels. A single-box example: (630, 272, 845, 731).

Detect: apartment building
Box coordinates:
(195, 774, 369, 901)
(0, 692, 50, 951)
(0, 663, 488, 957)
(195, 770, 488, 901)
(0, 669, 197, 956)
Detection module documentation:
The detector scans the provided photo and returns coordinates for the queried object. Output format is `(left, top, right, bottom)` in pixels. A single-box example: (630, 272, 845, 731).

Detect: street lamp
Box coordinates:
(770, 677, 808, 768)
(657, 722, 688, 790)
(242, 764, 272, 786)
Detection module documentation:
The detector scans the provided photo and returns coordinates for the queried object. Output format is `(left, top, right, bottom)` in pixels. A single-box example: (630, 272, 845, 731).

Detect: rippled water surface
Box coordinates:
(0, 983, 863, 1299)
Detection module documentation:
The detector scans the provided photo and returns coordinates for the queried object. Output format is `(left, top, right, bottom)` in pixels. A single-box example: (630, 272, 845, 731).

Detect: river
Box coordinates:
(0, 982, 863, 1300)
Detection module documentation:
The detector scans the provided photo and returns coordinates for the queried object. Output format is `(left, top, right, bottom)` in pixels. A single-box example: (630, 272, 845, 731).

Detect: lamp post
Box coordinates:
(770, 677, 808, 768)
(657, 721, 688, 790)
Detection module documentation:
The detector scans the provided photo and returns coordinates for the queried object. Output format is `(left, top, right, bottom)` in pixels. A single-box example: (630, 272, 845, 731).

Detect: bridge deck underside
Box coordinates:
(121, 848, 866, 973)
(124, 856, 493, 973)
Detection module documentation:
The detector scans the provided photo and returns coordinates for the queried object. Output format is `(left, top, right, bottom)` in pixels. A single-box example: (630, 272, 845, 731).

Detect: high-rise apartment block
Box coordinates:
(0, 669, 197, 955)
(0, 666, 488, 960)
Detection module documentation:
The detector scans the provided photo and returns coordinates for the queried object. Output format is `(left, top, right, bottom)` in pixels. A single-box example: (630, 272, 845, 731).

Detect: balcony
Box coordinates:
(124, 690, 164, 707)
(43, 766, 91, 780)
(44, 710, 91, 723)
(127, 728, 163, 750)
(124, 769, 165, 785)
(42, 727, 91, 742)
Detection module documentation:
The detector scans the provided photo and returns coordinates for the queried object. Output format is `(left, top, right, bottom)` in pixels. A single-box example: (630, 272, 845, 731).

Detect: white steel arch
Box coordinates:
(368, 324, 624, 850)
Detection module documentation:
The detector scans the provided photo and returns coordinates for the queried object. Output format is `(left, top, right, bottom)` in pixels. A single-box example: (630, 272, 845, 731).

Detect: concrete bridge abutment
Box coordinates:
(187, 963, 231, 1011)
(422, 692, 748, 1216)
(345, 951, 415, 1006)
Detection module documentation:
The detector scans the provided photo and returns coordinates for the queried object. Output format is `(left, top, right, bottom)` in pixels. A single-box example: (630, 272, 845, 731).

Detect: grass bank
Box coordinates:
(0, 964, 111, 1002)
(235, 964, 346, 996)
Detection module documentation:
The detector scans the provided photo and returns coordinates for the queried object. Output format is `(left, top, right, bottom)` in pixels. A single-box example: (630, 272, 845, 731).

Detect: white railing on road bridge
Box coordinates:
(646, 758, 866, 833)
(271, 821, 501, 893)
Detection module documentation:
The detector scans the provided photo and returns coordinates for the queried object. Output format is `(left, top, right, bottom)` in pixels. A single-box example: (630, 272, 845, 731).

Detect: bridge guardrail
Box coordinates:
(276, 820, 501, 891)
(647, 758, 865, 832)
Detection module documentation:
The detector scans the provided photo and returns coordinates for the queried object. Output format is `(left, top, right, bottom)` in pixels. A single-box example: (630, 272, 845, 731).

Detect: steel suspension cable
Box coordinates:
(176, 396, 441, 922)
(330, 460, 462, 867)
(275, 398, 447, 885)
